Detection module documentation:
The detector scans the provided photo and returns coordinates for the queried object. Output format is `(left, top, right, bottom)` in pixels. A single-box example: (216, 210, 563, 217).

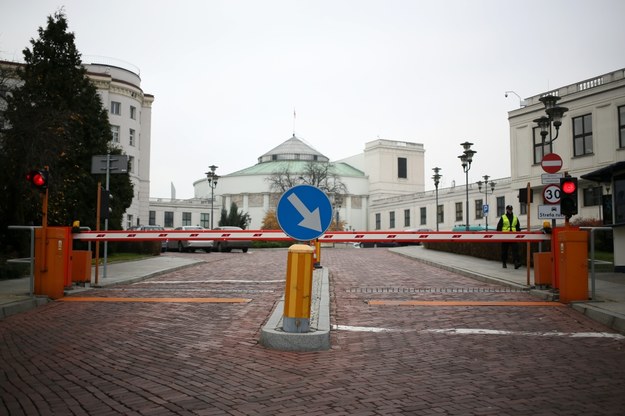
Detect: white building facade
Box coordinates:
(147, 67, 625, 269)
(86, 61, 154, 229)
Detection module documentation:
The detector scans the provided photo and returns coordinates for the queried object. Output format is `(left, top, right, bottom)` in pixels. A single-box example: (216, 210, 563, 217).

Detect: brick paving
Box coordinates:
(1, 247, 625, 415)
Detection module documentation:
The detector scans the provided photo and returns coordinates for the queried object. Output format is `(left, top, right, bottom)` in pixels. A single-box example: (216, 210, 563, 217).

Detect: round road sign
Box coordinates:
(543, 184, 561, 204)
(541, 153, 563, 174)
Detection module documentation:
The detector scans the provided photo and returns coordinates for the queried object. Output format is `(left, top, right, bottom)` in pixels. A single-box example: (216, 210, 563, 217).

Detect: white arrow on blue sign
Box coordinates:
(276, 185, 333, 241)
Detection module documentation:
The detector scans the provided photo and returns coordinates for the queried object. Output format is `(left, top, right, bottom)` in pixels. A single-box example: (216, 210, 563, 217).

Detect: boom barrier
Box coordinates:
(72, 230, 550, 244)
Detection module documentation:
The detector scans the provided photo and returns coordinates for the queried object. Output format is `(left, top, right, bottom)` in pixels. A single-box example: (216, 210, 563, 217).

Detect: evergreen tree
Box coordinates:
(0, 11, 133, 251)
(218, 202, 250, 229)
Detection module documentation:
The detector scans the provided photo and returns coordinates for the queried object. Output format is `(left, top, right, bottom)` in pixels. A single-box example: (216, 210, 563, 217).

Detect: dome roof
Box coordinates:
(258, 134, 329, 163)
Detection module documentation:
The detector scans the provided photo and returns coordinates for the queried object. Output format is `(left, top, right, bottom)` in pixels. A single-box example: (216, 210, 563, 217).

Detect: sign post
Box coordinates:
(276, 185, 332, 333)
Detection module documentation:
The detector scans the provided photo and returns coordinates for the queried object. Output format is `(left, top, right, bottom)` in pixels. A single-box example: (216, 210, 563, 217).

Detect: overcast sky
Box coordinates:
(2, 0, 624, 199)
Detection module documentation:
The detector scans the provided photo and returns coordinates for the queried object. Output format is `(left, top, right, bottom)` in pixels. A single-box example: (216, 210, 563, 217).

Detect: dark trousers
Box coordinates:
(501, 242, 520, 266)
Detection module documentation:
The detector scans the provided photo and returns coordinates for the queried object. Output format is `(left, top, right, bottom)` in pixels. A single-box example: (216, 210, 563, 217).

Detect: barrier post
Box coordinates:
(283, 244, 314, 333)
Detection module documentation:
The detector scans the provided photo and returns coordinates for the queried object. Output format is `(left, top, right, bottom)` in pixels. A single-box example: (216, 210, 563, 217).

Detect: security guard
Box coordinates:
(496, 205, 521, 269)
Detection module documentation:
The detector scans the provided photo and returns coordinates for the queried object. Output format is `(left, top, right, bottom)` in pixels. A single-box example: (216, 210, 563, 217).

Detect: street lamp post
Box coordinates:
(205, 165, 219, 229)
(432, 167, 442, 231)
(534, 96, 568, 227)
(458, 142, 476, 231)
(333, 193, 343, 231)
(476, 175, 496, 231)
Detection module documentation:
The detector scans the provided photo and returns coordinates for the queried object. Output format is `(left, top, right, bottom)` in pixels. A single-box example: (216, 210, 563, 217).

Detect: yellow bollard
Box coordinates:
(283, 244, 314, 333)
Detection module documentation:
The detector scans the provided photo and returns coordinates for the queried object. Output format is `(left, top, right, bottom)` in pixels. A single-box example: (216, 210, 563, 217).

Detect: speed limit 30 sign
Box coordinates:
(543, 184, 561, 204)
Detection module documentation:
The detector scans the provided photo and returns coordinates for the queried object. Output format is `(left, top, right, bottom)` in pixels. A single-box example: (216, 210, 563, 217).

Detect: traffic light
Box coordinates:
(26, 169, 49, 192)
(100, 188, 112, 219)
(560, 176, 578, 217)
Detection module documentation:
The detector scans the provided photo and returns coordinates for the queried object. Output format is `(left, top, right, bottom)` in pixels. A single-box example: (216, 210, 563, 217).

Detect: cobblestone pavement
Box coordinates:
(1, 248, 625, 415)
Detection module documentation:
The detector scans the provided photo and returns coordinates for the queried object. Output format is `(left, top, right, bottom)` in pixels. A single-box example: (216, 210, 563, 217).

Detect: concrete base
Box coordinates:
(260, 267, 330, 352)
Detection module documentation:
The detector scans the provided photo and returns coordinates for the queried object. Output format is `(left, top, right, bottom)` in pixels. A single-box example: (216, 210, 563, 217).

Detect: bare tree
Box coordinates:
(266, 161, 348, 195)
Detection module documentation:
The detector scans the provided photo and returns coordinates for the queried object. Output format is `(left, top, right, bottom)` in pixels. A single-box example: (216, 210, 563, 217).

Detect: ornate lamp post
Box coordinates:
(458, 142, 476, 231)
(476, 175, 496, 231)
(205, 165, 219, 229)
(533, 95, 568, 147)
(432, 167, 442, 231)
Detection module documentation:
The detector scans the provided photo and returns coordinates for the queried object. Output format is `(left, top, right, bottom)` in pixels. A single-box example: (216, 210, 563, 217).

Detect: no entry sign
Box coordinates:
(541, 153, 563, 174)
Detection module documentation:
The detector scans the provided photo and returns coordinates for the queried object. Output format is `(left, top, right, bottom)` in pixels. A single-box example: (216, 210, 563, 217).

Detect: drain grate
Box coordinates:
(345, 287, 527, 294)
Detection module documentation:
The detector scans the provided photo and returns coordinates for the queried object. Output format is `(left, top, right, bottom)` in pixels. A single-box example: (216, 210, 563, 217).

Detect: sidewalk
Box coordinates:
(0, 256, 204, 319)
(390, 245, 625, 334)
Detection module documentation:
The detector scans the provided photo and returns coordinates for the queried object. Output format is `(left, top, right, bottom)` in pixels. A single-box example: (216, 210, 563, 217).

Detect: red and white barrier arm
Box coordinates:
(72, 230, 550, 243)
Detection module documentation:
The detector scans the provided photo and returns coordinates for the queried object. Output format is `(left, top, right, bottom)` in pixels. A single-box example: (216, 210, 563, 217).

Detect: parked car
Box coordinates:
(212, 226, 251, 253)
(357, 241, 400, 248)
(134, 225, 167, 252)
(451, 225, 487, 231)
(166, 226, 213, 253)
(399, 228, 434, 246)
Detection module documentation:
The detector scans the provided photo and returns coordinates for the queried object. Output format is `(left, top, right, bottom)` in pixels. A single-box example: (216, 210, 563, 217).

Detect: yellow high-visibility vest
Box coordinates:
(501, 215, 518, 232)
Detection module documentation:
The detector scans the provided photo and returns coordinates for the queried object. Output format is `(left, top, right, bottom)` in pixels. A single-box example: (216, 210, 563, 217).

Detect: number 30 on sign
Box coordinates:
(543, 184, 561, 204)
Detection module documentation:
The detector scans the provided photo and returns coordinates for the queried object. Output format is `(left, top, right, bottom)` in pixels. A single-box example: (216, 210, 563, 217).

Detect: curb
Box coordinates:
(259, 267, 330, 352)
(0, 296, 49, 320)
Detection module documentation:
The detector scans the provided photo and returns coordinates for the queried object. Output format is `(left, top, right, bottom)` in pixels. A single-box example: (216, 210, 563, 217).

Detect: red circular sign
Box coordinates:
(541, 153, 563, 174)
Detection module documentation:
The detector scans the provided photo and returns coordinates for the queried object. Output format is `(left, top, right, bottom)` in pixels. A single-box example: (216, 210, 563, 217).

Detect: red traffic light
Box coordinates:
(561, 179, 577, 194)
(26, 169, 49, 191)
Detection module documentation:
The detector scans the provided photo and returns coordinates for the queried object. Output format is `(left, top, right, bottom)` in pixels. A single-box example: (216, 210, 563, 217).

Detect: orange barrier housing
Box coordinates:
(71, 250, 92, 283)
(533, 252, 553, 286)
(35, 226, 72, 299)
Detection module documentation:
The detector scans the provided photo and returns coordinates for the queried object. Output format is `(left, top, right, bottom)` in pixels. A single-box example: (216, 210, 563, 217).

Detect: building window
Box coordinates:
(496, 197, 506, 217)
(111, 101, 121, 115)
(149, 210, 156, 225)
(128, 156, 134, 173)
(437, 205, 444, 225)
(614, 174, 625, 224)
(182, 212, 192, 226)
(520, 203, 527, 215)
(573, 114, 593, 156)
(475, 199, 483, 219)
(389, 211, 395, 228)
(111, 125, 120, 143)
(404, 209, 410, 227)
(129, 128, 135, 146)
(126, 214, 133, 230)
(583, 186, 602, 207)
(200, 213, 209, 228)
(375, 213, 381, 230)
(619, 105, 625, 149)
(130, 106, 137, 120)
(420, 207, 426, 225)
(455, 202, 463, 222)
(397, 157, 407, 179)
(533, 126, 552, 164)
(164, 211, 174, 228)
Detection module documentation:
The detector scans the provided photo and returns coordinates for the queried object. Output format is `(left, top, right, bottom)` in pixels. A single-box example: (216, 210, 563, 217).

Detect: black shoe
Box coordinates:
(514, 264, 521, 269)
(502, 264, 507, 268)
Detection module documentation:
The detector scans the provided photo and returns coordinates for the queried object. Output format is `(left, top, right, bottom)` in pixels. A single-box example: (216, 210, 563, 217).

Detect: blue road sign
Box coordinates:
(483, 204, 489, 215)
(277, 185, 333, 241)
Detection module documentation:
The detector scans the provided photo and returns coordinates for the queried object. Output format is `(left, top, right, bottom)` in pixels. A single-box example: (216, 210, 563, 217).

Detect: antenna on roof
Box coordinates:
(293, 108, 296, 136)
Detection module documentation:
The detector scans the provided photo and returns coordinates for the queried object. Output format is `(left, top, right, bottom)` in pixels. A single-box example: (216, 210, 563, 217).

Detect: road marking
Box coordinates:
(59, 297, 252, 303)
(332, 325, 399, 333)
(332, 325, 625, 340)
(422, 328, 625, 340)
(144, 280, 284, 284)
(367, 300, 564, 307)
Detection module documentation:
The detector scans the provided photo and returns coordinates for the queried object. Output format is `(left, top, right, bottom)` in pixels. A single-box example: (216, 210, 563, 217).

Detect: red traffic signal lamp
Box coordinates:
(559, 176, 578, 217)
(26, 169, 49, 192)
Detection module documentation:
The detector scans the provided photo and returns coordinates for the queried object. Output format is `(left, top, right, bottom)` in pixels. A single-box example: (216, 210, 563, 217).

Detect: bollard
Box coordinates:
(314, 239, 322, 269)
(283, 244, 314, 333)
